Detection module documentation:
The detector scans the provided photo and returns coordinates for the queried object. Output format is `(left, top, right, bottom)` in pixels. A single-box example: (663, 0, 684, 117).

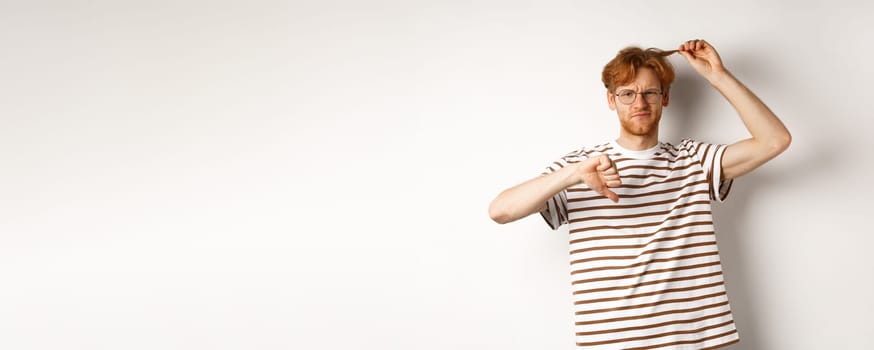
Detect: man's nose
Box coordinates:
(631, 93, 649, 108)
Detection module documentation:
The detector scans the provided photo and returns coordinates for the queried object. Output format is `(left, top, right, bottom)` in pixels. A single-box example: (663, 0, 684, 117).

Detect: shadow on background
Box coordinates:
(664, 56, 769, 350)
(710, 143, 832, 350)
(711, 177, 767, 350)
(665, 50, 830, 349)
(660, 67, 710, 144)
(667, 67, 766, 348)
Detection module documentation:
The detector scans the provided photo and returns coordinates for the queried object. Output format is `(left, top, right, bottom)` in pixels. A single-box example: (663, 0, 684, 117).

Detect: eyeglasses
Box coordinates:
(613, 89, 663, 105)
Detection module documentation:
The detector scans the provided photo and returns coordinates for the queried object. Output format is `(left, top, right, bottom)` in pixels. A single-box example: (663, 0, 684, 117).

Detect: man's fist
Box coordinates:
(576, 154, 622, 203)
(678, 39, 726, 78)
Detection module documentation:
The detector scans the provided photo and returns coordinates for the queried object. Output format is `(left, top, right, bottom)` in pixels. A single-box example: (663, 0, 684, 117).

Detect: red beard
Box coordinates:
(620, 113, 660, 136)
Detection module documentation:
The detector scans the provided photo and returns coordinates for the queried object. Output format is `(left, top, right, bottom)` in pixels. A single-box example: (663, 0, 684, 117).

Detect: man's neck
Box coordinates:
(616, 133, 659, 151)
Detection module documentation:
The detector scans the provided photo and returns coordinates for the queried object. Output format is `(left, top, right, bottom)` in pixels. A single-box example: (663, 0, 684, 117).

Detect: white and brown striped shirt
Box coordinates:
(540, 139, 739, 349)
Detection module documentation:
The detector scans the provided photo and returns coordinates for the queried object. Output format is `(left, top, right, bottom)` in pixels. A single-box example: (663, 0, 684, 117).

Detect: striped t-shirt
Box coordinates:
(539, 139, 740, 350)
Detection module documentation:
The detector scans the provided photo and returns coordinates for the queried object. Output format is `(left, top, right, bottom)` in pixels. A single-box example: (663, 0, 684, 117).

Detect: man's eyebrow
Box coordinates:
(617, 85, 662, 91)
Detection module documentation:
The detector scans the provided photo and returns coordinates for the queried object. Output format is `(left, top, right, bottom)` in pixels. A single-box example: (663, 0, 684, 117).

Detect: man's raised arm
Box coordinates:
(678, 39, 792, 180)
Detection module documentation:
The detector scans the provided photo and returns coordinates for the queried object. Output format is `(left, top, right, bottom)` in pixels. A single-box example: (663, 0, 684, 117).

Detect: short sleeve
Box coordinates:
(682, 138, 734, 202)
(539, 150, 587, 230)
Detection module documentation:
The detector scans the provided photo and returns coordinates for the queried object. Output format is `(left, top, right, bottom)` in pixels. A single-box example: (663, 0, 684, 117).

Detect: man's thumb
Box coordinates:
(604, 188, 619, 203)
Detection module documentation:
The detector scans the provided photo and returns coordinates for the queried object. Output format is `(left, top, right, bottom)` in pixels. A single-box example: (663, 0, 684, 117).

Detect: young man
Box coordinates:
(488, 39, 790, 349)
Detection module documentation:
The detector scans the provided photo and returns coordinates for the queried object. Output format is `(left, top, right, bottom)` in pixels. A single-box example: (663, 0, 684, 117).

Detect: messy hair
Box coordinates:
(601, 47, 676, 93)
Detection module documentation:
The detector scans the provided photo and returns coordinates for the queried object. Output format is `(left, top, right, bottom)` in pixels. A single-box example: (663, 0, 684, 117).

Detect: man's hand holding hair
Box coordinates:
(677, 39, 727, 79)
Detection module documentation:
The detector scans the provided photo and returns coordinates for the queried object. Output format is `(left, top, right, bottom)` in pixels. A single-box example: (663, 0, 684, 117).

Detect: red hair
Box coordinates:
(601, 47, 675, 93)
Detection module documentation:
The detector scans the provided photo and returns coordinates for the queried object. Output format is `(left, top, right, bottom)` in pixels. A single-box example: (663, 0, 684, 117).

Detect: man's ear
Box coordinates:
(662, 88, 670, 107)
(607, 90, 616, 111)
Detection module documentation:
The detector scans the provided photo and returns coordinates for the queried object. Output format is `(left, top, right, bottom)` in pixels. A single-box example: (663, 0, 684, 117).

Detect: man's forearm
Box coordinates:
(706, 70, 790, 147)
(489, 163, 581, 224)
(704, 69, 791, 179)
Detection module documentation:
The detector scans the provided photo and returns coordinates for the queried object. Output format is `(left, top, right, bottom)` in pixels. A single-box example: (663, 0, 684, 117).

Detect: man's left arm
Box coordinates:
(678, 39, 792, 180)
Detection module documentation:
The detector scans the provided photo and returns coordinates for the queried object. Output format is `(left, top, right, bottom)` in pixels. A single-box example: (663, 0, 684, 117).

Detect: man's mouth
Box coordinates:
(632, 112, 650, 118)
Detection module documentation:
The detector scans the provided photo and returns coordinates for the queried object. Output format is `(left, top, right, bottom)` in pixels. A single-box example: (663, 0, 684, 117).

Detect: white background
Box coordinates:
(1, 1, 873, 349)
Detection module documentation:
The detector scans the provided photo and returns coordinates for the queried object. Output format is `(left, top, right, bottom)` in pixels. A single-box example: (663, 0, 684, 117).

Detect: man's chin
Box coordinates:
(621, 123, 658, 137)
(628, 130, 653, 137)
(622, 114, 661, 134)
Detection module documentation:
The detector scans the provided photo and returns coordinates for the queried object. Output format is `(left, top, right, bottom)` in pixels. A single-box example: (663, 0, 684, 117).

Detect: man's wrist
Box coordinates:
(705, 68, 734, 87)
(557, 161, 585, 188)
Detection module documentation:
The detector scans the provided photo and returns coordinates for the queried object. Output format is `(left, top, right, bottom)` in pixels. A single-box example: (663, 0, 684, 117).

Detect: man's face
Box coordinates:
(607, 67, 669, 137)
